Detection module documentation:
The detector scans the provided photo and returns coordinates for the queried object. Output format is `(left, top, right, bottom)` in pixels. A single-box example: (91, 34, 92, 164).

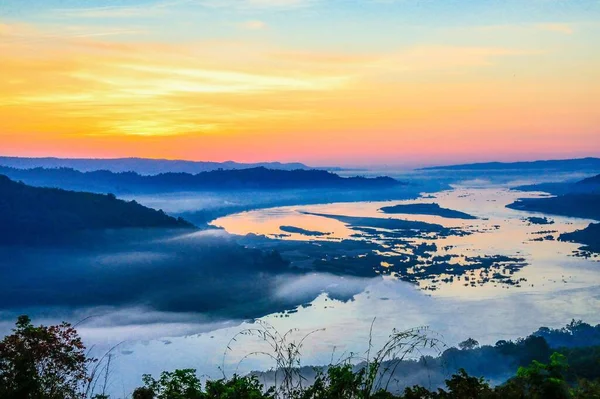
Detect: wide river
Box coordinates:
(104, 185, 600, 395)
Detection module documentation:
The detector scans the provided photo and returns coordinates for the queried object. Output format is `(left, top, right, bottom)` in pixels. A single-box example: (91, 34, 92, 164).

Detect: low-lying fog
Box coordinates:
(1, 168, 599, 396)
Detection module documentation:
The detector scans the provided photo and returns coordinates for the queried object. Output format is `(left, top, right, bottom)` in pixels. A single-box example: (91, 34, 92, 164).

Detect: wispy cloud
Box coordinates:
(0, 23, 145, 45)
(240, 20, 267, 30)
(380, 46, 544, 71)
(535, 23, 573, 35)
(0, 22, 350, 138)
(196, 0, 315, 9)
(472, 22, 576, 36)
(47, 0, 313, 23)
(51, 1, 186, 19)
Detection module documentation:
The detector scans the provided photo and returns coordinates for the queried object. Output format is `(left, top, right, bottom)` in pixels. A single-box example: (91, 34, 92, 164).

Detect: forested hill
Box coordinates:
(578, 174, 600, 185)
(514, 173, 600, 195)
(507, 194, 600, 221)
(0, 175, 193, 244)
(421, 157, 600, 171)
(0, 166, 401, 194)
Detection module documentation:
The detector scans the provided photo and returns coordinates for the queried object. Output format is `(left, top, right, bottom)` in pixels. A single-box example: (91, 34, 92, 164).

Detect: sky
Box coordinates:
(0, 0, 599, 166)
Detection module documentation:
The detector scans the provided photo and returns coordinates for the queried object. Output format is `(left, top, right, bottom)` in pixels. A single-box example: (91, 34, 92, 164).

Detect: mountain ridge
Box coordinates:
(0, 156, 321, 175)
(420, 157, 600, 171)
(0, 165, 401, 194)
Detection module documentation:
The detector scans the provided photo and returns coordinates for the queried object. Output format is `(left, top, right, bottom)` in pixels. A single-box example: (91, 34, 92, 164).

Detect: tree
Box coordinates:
(499, 352, 571, 399)
(0, 315, 94, 399)
(135, 369, 203, 399)
(458, 338, 480, 351)
(133, 370, 274, 399)
(204, 375, 274, 399)
(441, 368, 495, 399)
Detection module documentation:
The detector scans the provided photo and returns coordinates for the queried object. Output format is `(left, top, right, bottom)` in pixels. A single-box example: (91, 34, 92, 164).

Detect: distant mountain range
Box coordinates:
(0, 175, 193, 244)
(0, 156, 322, 175)
(421, 157, 600, 171)
(0, 166, 401, 194)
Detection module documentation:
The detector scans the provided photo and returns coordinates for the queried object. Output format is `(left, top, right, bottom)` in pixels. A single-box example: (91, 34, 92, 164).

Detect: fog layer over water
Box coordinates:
(108, 186, 598, 394)
(1, 176, 599, 396)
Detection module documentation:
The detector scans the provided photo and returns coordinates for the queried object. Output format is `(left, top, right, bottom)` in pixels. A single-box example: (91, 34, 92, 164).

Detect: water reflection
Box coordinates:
(212, 188, 599, 297)
(83, 186, 600, 396)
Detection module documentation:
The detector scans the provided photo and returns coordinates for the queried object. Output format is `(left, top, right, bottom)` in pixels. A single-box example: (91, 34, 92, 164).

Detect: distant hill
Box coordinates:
(506, 194, 600, 221)
(514, 173, 600, 195)
(559, 223, 600, 253)
(0, 166, 401, 194)
(0, 156, 316, 175)
(578, 174, 600, 185)
(509, 174, 600, 253)
(0, 175, 193, 244)
(421, 157, 600, 171)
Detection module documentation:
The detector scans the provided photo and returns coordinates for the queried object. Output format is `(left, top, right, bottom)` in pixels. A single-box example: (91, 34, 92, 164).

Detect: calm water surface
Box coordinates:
(102, 186, 600, 395)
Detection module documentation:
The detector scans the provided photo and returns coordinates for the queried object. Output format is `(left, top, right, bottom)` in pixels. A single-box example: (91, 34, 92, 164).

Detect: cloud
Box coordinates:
(245, 0, 311, 7)
(0, 22, 145, 45)
(241, 20, 267, 30)
(51, 1, 187, 19)
(0, 23, 350, 137)
(46, 0, 314, 21)
(472, 23, 575, 36)
(195, 0, 315, 9)
(535, 23, 573, 35)
(275, 273, 377, 303)
(372, 46, 544, 72)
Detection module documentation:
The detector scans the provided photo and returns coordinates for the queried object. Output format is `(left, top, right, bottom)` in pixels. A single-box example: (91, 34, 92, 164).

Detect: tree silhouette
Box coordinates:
(458, 338, 480, 351)
(0, 315, 94, 398)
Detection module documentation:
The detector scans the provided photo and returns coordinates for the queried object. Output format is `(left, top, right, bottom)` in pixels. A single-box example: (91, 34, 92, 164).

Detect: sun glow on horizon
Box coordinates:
(0, 1, 599, 165)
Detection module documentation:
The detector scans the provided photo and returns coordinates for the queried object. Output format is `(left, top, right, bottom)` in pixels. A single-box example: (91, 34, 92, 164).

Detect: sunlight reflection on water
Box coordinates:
(212, 187, 599, 298)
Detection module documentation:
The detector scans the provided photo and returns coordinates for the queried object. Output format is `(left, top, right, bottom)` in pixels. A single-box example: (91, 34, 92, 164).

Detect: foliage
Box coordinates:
(534, 319, 600, 348)
(222, 320, 445, 399)
(132, 370, 274, 399)
(134, 369, 203, 399)
(507, 352, 571, 399)
(2, 316, 600, 399)
(0, 315, 94, 399)
(204, 375, 275, 399)
(458, 339, 479, 351)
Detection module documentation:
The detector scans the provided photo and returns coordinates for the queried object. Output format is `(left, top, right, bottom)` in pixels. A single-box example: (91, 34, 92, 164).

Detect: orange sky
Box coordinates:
(1, 1, 599, 166)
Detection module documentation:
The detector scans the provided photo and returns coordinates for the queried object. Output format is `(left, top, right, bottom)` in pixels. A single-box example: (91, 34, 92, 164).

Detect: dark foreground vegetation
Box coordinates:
(2, 316, 600, 398)
(0, 175, 193, 244)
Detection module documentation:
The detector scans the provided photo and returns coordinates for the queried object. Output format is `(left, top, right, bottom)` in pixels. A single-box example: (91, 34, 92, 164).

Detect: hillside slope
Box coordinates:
(0, 175, 193, 243)
(506, 194, 600, 221)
